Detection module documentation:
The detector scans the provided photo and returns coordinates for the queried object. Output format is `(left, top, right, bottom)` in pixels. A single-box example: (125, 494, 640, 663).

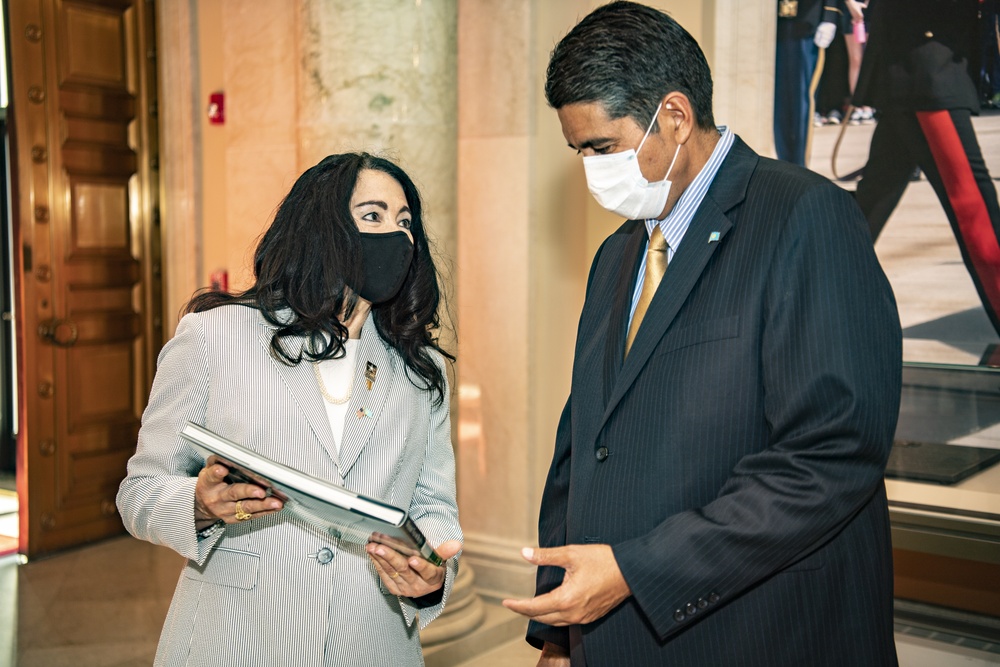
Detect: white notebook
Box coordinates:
(180, 422, 443, 565)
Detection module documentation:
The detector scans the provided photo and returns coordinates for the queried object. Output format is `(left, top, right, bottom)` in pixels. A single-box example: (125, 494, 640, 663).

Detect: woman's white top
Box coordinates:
(314, 338, 359, 453)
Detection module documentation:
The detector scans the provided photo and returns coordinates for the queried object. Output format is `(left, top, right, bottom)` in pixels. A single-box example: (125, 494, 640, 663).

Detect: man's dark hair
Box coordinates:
(545, 1, 715, 131)
(186, 153, 453, 404)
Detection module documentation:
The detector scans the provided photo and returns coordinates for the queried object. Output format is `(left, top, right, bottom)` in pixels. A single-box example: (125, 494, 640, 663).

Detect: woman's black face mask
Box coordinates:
(356, 231, 414, 304)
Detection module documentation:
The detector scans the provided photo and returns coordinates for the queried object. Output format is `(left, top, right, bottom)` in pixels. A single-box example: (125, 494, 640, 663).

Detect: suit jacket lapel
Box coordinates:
(602, 223, 647, 404)
(257, 318, 341, 469)
(339, 314, 393, 479)
(599, 138, 756, 429)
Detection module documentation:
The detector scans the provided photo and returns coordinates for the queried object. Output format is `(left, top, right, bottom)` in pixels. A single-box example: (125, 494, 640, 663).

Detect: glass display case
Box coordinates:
(888, 363, 1000, 637)
(856, 111, 1000, 639)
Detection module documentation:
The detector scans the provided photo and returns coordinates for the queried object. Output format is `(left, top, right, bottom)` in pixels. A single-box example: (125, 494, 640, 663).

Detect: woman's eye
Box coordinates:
(398, 219, 412, 230)
(361, 211, 380, 223)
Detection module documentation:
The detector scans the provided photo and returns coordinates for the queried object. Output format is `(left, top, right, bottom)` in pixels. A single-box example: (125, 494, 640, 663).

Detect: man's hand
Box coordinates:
(502, 544, 631, 626)
(814, 21, 837, 48)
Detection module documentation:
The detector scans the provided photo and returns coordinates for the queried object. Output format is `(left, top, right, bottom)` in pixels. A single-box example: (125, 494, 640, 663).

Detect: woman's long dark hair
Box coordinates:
(186, 153, 453, 404)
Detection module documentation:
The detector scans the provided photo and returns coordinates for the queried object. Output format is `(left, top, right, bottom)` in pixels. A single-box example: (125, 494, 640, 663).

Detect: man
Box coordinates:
(854, 0, 1000, 337)
(503, 3, 902, 665)
(774, 0, 843, 165)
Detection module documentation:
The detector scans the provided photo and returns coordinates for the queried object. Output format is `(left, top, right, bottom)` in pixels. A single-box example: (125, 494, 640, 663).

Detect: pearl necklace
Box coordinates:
(313, 361, 352, 405)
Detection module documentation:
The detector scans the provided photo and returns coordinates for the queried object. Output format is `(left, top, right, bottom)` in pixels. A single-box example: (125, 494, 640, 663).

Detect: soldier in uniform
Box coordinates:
(854, 0, 1000, 336)
(774, 0, 845, 165)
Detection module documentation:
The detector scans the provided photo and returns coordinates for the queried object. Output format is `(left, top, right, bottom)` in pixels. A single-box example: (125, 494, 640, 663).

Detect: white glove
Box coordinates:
(814, 21, 837, 48)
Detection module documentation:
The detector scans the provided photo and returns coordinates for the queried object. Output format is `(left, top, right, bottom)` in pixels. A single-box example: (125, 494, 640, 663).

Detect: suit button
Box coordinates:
(310, 547, 334, 564)
(708, 592, 720, 604)
(673, 609, 685, 622)
(697, 598, 708, 609)
(686, 603, 698, 615)
(595, 447, 609, 462)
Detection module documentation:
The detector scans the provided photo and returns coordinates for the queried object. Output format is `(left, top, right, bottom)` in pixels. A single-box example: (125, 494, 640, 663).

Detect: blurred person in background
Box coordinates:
(775, 0, 846, 165)
(854, 0, 1000, 337)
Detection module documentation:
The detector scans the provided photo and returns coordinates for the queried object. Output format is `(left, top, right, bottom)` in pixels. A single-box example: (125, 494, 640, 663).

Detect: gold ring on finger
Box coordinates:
(234, 500, 252, 522)
(389, 570, 400, 579)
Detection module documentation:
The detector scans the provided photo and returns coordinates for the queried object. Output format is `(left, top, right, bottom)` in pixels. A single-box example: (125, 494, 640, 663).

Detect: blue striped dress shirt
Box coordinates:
(628, 126, 735, 324)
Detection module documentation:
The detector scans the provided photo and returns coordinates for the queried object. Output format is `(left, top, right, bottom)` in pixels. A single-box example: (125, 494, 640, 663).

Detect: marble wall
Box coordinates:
(297, 0, 459, 292)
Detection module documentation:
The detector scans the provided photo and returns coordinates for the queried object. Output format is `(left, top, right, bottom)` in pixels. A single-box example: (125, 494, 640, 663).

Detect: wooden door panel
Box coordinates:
(49, 0, 142, 550)
(69, 179, 131, 250)
(61, 144, 136, 176)
(67, 345, 136, 423)
(63, 260, 141, 285)
(58, 3, 129, 89)
(60, 310, 140, 343)
(60, 89, 135, 120)
(64, 117, 128, 146)
(9, 0, 160, 556)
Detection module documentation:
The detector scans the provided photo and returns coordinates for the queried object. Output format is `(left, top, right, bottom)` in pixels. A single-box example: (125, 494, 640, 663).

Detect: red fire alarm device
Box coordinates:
(209, 269, 228, 292)
(208, 92, 225, 125)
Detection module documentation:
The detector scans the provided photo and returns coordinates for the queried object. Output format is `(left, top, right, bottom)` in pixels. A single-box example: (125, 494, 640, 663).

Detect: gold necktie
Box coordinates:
(625, 226, 668, 356)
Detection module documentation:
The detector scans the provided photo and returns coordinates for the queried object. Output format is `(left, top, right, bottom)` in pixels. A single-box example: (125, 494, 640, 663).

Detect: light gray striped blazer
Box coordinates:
(117, 305, 462, 666)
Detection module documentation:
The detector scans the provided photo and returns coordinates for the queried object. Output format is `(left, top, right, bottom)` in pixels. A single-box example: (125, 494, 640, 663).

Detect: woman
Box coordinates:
(117, 153, 462, 666)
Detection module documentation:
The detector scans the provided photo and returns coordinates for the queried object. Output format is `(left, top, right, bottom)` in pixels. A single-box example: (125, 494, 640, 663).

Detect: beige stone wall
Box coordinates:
(159, 0, 302, 329)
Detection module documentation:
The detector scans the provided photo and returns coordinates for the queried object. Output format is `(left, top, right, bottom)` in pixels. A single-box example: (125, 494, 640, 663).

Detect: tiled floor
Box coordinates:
(2, 536, 998, 667)
(454, 633, 1000, 667)
(1, 537, 183, 667)
(2, 115, 1000, 666)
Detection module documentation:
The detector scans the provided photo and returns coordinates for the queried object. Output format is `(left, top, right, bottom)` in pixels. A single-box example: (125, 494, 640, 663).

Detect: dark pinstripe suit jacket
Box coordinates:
(528, 138, 902, 666)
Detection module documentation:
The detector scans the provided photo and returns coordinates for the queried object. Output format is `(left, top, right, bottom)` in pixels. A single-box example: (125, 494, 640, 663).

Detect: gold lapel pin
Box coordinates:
(365, 362, 378, 390)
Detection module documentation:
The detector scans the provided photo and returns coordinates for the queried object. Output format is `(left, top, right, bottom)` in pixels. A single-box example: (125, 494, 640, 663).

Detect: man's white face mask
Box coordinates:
(582, 102, 682, 220)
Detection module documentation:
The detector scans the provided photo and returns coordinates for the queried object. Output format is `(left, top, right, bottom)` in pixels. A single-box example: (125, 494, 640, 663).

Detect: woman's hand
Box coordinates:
(367, 539, 462, 598)
(845, 0, 865, 22)
(194, 457, 284, 528)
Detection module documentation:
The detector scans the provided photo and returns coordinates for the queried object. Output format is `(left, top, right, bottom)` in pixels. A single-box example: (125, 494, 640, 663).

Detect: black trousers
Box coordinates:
(856, 109, 1000, 335)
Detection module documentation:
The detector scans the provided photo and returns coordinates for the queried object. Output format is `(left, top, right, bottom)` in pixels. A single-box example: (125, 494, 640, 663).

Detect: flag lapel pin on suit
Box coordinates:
(708, 231, 720, 243)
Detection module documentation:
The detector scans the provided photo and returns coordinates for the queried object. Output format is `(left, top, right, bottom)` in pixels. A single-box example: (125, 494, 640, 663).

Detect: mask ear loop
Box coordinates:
(663, 142, 682, 181)
(636, 102, 663, 155)
(636, 101, 682, 181)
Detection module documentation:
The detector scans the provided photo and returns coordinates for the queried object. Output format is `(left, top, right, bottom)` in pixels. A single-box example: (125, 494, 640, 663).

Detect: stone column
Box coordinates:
(702, 0, 779, 157)
(157, 0, 201, 334)
(297, 0, 459, 303)
(296, 0, 480, 648)
(455, 0, 591, 608)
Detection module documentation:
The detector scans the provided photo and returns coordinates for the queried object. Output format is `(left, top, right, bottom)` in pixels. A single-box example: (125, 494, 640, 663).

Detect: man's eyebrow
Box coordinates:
(568, 137, 615, 151)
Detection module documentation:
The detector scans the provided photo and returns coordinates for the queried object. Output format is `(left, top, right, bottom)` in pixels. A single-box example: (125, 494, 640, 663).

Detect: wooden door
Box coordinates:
(7, 0, 161, 557)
